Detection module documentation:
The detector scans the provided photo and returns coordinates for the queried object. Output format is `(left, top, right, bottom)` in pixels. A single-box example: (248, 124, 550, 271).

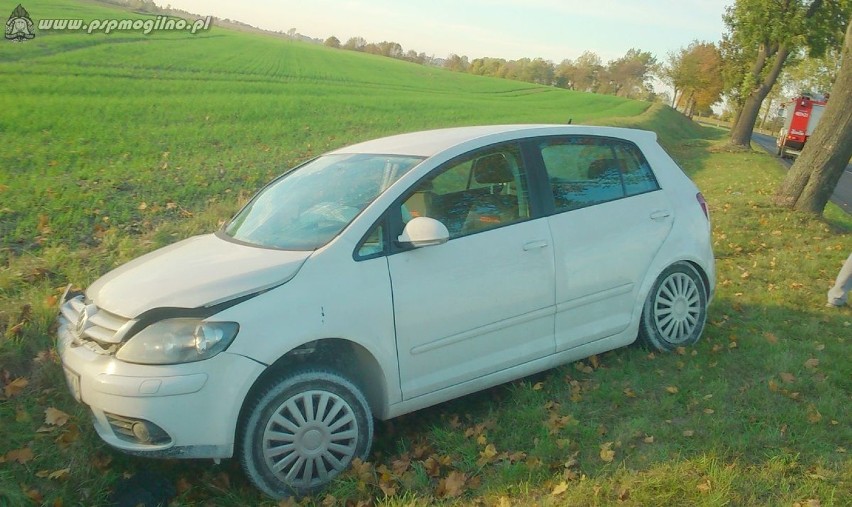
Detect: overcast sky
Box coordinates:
(160, 0, 734, 63)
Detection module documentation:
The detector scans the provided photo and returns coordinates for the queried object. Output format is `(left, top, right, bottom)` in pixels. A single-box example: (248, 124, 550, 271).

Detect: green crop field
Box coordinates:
(1, 0, 645, 254)
(1, 1, 850, 506)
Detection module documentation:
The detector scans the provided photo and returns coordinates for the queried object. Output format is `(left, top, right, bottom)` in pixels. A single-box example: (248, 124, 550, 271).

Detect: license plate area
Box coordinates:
(63, 367, 81, 403)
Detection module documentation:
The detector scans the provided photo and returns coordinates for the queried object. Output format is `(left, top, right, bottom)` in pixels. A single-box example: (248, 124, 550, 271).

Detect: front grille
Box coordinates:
(59, 296, 130, 353)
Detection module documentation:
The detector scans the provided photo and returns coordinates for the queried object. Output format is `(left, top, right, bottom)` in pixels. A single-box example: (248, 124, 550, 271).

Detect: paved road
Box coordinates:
(752, 132, 852, 214)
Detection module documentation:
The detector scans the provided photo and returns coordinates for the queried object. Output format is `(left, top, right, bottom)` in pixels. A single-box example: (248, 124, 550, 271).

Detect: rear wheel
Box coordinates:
(239, 370, 373, 499)
(638, 262, 708, 352)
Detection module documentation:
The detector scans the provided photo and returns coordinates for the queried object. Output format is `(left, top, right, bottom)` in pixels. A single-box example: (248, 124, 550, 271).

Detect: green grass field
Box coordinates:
(1, 1, 850, 505)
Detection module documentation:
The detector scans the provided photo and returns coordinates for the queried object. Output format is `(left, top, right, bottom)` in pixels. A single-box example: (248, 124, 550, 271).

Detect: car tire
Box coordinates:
(638, 262, 708, 352)
(239, 370, 374, 499)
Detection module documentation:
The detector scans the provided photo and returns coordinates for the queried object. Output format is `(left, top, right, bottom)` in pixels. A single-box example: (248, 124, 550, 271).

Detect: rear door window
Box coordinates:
(537, 136, 659, 213)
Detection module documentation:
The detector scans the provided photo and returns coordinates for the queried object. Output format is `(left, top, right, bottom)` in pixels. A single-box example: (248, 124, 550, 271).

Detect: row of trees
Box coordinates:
(449, 49, 660, 100)
(324, 36, 435, 65)
(325, 34, 682, 103)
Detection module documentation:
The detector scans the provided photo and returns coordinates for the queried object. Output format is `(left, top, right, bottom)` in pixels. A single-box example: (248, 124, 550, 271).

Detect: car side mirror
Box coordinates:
(397, 217, 449, 248)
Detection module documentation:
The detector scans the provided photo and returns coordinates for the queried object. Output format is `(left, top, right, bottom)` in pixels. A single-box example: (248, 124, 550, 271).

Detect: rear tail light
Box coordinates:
(696, 192, 709, 221)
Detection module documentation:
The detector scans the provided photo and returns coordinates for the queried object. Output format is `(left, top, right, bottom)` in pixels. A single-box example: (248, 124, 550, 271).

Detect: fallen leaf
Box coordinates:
(391, 456, 410, 476)
(546, 414, 576, 434)
(477, 444, 498, 466)
(55, 424, 80, 449)
(764, 332, 779, 344)
(780, 372, 796, 384)
(792, 500, 821, 507)
(495, 497, 512, 507)
(599, 442, 615, 462)
(768, 379, 779, 392)
(574, 361, 593, 374)
(683, 430, 695, 437)
(423, 456, 442, 477)
(37, 214, 51, 234)
(532, 381, 544, 391)
(807, 405, 822, 424)
(551, 481, 569, 496)
(15, 407, 31, 423)
(23, 486, 42, 503)
(48, 468, 70, 480)
(436, 471, 467, 498)
(508, 451, 527, 463)
(45, 407, 70, 427)
(589, 355, 600, 369)
(697, 479, 711, 493)
(666, 386, 679, 394)
(623, 387, 636, 398)
(804, 358, 819, 369)
(643, 435, 654, 444)
(703, 408, 715, 415)
(6, 446, 34, 464)
(4, 377, 29, 398)
(92, 453, 113, 471)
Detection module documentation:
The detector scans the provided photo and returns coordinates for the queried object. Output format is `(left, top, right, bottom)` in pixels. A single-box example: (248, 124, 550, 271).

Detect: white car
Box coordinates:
(57, 125, 715, 498)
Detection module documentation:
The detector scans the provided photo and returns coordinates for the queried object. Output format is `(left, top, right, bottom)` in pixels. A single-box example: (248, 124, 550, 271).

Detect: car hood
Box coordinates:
(87, 233, 312, 318)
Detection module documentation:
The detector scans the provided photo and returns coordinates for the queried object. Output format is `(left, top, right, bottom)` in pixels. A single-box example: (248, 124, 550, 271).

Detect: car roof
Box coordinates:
(328, 124, 658, 157)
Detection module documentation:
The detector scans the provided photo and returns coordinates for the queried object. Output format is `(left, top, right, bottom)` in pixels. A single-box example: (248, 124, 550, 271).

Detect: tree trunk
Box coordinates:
(774, 15, 852, 215)
(730, 45, 790, 146)
(730, 93, 764, 144)
(759, 95, 774, 129)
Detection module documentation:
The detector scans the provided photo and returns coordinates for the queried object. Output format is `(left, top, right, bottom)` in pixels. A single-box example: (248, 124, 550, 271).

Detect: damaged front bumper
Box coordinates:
(56, 291, 264, 459)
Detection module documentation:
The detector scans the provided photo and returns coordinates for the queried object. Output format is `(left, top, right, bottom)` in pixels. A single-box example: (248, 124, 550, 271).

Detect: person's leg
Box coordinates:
(827, 253, 852, 306)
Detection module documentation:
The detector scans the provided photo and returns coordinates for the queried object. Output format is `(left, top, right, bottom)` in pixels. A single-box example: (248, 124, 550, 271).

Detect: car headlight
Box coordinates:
(116, 319, 239, 365)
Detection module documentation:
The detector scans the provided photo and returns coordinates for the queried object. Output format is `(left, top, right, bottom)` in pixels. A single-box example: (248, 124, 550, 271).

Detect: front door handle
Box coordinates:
(523, 240, 549, 251)
(650, 210, 672, 221)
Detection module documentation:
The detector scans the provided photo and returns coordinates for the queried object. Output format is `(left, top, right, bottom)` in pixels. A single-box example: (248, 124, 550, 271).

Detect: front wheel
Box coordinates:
(239, 370, 374, 499)
(638, 262, 708, 352)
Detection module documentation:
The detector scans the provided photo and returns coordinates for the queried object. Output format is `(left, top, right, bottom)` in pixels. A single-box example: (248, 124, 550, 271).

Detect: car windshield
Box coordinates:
(224, 153, 423, 250)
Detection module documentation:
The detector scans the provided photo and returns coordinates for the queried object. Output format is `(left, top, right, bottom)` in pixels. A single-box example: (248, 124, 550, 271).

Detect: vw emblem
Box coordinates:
(75, 304, 97, 338)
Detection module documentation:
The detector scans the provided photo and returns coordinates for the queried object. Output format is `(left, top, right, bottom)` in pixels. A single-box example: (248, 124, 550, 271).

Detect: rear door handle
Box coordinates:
(650, 210, 672, 221)
(523, 240, 549, 251)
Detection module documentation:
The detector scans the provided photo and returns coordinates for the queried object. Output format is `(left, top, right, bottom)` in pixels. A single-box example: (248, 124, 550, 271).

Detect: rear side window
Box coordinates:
(537, 137, 659, 212)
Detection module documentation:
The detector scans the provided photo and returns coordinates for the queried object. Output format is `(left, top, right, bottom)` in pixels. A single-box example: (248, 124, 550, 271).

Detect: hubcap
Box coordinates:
(653, 272, 701, 344)
(262, 390, 359, 489)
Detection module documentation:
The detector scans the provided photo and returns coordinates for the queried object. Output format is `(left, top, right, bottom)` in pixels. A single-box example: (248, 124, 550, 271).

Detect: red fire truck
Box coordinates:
(776, 94, 828, 158)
